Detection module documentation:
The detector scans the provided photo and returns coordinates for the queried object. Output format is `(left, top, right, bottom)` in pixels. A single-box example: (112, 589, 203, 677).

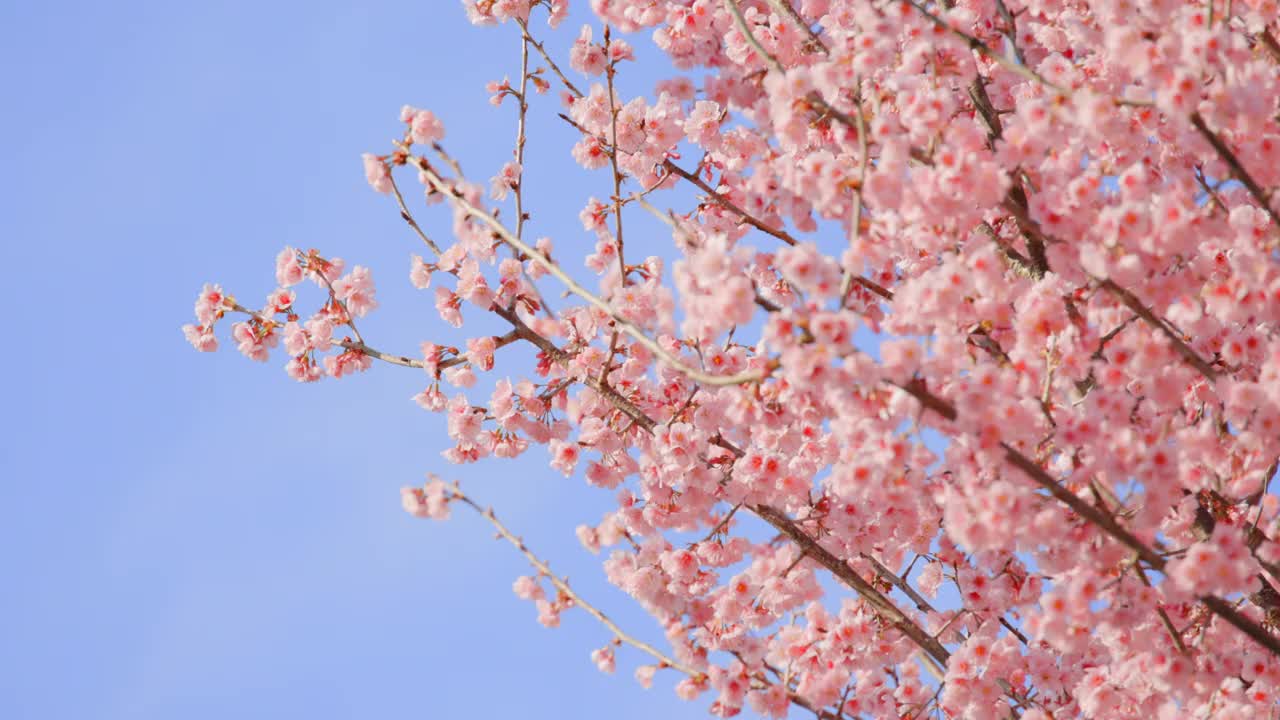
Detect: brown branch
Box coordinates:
(339, 330, 521, 373)
(1096, 279, 1220, 382)
(892, 379, 1280, 657)
(598, 30, 629, 389)
(1135, 563, 1189, 654)
(512, 31, 531, 242)
(753, 504, 952, 669)
(861, 552, 937, 615)
(663, 160, 797, 246)
(764, 0, 828, 54)
(517, 18, 584, 99)
(1189, 112, 1280, 232)
(966, 78, 1048, 277)
(838, 85, 873, 301)
(1260, 29, 1280, 65)
(992, 0, 1026, 65)
(387, 172, 443, 255)
(998, 443, 1166, 568)
(655, 160, 895, 302)
(340, 340, 424, 369)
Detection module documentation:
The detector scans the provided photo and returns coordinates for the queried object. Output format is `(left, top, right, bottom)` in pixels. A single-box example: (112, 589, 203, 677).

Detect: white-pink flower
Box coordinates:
(361, 153, 393, 194)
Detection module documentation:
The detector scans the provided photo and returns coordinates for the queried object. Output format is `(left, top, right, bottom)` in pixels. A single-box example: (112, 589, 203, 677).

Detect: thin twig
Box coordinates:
(387, 173, 442, 255)
(446, 484, 706, 678)
(518, 18, 584, 99)
(598, 27, 629, 390)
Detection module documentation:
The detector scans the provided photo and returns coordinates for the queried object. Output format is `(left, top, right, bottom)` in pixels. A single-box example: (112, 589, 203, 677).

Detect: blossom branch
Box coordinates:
(764, 0, 828, 54)
(892, 380, 1280, 657)
(753, 504, 952, 672)
(662, 160, 797, 246)
(838, 85, 872, 301)
(599, 26, 629, 389)
(513, 31, 531, 242)
(339, 330, 521, 372)
(444, 483, 706, 679)
(900, 0, 1064, 94)
(518, 18, 584, 99)
(1189, 111, 1280, 233)
(1096, 278, 1220, 382)
(482, 312, 959, 685)
(724, 0, 786, 74)
(406, 149, 769, 386)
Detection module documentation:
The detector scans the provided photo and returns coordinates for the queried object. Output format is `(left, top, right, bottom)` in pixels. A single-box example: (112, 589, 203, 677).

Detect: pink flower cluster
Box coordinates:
(188, 0, 1280, 717)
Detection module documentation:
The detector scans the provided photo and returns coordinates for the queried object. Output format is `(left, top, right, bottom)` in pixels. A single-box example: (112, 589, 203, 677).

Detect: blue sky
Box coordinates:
(0, 2, 737, 717)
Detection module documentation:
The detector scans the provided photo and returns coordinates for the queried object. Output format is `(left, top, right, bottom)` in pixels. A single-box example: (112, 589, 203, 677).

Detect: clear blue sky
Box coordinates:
(0, 2, 728, 717)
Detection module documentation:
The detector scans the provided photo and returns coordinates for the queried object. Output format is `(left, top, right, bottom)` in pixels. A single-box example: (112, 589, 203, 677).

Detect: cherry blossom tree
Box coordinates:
(184, 0, 1280, 716)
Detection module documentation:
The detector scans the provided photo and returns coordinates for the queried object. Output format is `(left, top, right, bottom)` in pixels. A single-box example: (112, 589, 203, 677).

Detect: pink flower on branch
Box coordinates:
(185, 0, 1280, 716)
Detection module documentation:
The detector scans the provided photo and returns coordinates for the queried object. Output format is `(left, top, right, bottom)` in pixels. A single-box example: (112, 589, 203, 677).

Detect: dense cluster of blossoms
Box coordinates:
(186, 0, 1280, 717)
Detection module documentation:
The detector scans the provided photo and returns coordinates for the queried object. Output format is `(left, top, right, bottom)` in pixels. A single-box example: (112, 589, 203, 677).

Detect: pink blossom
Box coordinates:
(304, 317, 333, 351)
(282, 321, 309, 356)
(571, 135, 610, 170)
(285, 356, 323, 383)
(489, 161, 521, 201)
(775, 242, 840, 298)
(332, 266, 377, 318)
(401, 477, 451, 520)
(402, 106, 445, 145)
(324, 349, 371, 378)
(634, 665, 656, 689)
(608, 39, 633, 63)
(548, 439, 580, 476)
(465, 335, 498, 371)
(409, 254, 433, 290)
(361, 153, 393, 194)
(545, 0, 567, 27)
(569, 25, 607, 76)
(1167, 522, 1260, 596)
(442, 364, 476, 388)
(590, 646, 615, 674)
(462, 1, 498, 25)
(194, 283, 225, 326)
(512, 575, 544, 601)
(433, 287, 463, 328)
(230, 321, 277, 362)
(534, 599, 560, 628)
(413, 384, 447, 412)
(579, 197, 609, 232)
(275, 248, 304, 287)
(182, 324, 218, 352)
(490, 0, 531, 23)
(683, 100, 723, 149)
(306, 255, 343, 287)
(265, 288, 294, 315)
(187, 4, 1280, 712)
(456, 262, 494, 309)
(485, 76, 511, 105)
